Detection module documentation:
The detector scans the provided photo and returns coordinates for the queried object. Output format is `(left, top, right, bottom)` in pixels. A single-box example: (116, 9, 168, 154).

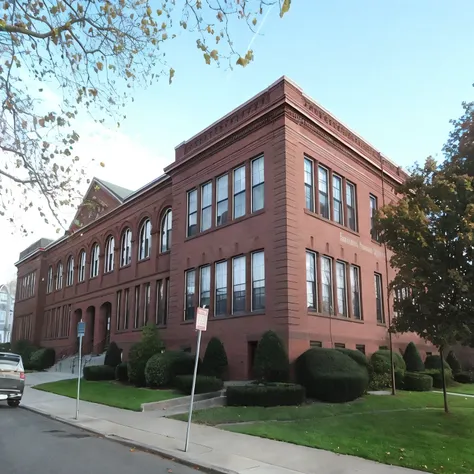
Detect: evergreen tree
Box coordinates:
(403, 342, 424, 372)
(202, 337, 228, 379)
(253, 331, 290, 383)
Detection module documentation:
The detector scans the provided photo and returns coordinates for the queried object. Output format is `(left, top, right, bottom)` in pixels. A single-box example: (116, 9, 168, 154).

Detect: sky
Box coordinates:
(1, 0, 474, 282)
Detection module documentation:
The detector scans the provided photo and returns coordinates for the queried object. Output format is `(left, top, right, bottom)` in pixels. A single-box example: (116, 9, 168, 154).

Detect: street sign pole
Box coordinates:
(184, 306, 208, 452)
(75, 320, 85, 420)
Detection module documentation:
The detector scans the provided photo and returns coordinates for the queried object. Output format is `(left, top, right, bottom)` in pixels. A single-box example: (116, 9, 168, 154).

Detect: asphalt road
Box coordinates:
(0, 404, 204, 474)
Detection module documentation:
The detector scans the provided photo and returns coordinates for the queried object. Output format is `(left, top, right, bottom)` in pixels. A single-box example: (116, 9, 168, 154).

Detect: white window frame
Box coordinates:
(47, 266, 53, 293)
(304, 157, 315, 212)
(336, 261, 348, 316)
(199, 265, 211, 308)
(216, 174, 229, 226)
(78, 250, 86, 282)
(121, 228, 132, 266)
(187, 189, 198, 237)
(232, 255, 246, 314)
(56, 262, 63, 290)
(251, 250, 265, 311)
(251, 156, 264, 213)
(350, 265, 362, 320)
(332, 174, 343, 225)
(160, 209, 172, 252)
(200, 182, 212, 232)
(321, 256, 333, 314)
(90, 244, 100, 278)
(214, 261, 227, 316)
(66, 256, 74, 286)
(318, 166, 330, 219)
(138, 219, 151, 260)
(233, 165, 246, 219)
(306, 250, 317, 310)
(105, 236, 115, 273)
(346, 182, 357, 231)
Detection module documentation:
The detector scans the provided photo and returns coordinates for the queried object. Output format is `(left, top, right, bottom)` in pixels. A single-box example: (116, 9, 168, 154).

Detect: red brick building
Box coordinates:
(12, 77, 431, 379)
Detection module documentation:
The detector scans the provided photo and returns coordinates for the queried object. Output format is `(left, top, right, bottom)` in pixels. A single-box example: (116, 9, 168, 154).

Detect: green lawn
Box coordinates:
(34, 379, 181, 411)
(447, 383, 474, 395)
(173, 392, 474, 474)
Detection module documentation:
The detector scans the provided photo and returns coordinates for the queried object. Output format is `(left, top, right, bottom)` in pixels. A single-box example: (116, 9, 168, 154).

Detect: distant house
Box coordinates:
(0, 283, 15, 343)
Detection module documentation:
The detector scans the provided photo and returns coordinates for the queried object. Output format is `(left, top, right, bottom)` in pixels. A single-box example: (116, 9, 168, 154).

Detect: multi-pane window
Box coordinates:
(47, 266, 53, 293)
(78, 251, 86, 282)
(138, 219, 151, 260)
(143, 282, 151, 325)
(321, 256, 333, 314)
(306, 251, 317, 310)
(199, 265, 211, 308)
(304, 158, 314, 212)
(184, 270, 196, 320)
(233, 166, 246, 219)
(121, 228, 132, 266)
(90, 244, 100, 277)
(187, 189, 198, 237)
(155, 279, 167, 326)
(356, 344, 366, 354)
(161, 209, 172, 252)
(333, 175, 343, 225)
(335, 343, 346, 349)
(105, 236, 115, 273)
(123, 289, 129, 330)
(56, 262, 63, 290)
(232, 255, 246, 313)
(310, 340, 322, 347)
(336, 261, 347, 316)
(350, 266, 362, 319)
(251, 251, 265, 311)
(346, 182, 357, 231)
(66, 256, 74, 286)
(116, 290, 122, 331)
(319, 166, 330, 219)
(394, 287, 409, 317)
(375, 273, 385, 323)
(200, 182, 212, 232)
(216, 175, 229, 226)
(215, 261, 227, 316)
(251, 156, 264, 212)
(134, 285, 140, 328)
(370, 195, 378, 241)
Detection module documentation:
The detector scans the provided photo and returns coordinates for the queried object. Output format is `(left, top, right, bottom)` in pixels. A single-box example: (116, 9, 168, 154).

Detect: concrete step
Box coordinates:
(141, 389, 225, 412)
(162, 395, 226, 417)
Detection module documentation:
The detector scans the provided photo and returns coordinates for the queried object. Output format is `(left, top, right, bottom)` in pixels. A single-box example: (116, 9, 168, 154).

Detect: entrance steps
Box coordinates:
(48, 352, 106, 375)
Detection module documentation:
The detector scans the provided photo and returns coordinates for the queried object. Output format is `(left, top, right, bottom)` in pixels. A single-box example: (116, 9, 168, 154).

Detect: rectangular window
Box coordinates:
(333, 175, 343, 224)
(201, 182, 212, 232)
(187, 189, 198, 237)
(199, 265, 211, 308)
(216, 174, 229, 226)
(321, 256, 333, 314)
(233, 165, 246, 219)
(251, 156, 264, 212)
(375, 273, 385, 323)
(370, 194, 378, 241)
(232, 255, 246, 313)
(319, 166, 330, 219)
(165, 278, 170, 324)
(155, 280, 165, 326)
(356, 344, 366, 354)
(123, 289, 129, 330)
(346, 182, 357, 231)
(304, 158, 314, 212)
(336, 261, 347, 316)
(310, 341, 322, 348)
(215, 261, 227, 316)
(251, 251, 265, 311)
(185, 270, 196, 321)
(335, 343, 346, 349)
(350, 266, 362, 320)
(306, 251, 317, 310)
(143, 282, 151, 326)
(134, 285, 140, 328)
(116, 290, 122, 331)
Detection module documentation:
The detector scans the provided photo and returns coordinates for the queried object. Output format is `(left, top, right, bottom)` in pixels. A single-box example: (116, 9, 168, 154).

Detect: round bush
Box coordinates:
(425, 355, 450, 371)
(104, 341, 122, 368)
(115, 362, 128, 382)
(454, 371, 474, 384)
(253, 331, 290, 383)
(226, 383, 306, 407)
(423, 368, 454, 389)
(371, 350, 406, 375)
(83, 365, 115, 381)
(403, 342, 424, 372)
(295, 348, 369, 403)
(335, 348, 370, 368)
(29, 347, 56, 370)
(145, 351, 196, 388)
(202, 337, 228, 379)
(403, 372, 433, 392)
(174, 375, 223, 395)
(446, 351, 462, 375)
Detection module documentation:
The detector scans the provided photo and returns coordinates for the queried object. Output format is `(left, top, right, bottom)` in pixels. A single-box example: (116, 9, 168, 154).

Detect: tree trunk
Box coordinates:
(440, 346, 449, 414)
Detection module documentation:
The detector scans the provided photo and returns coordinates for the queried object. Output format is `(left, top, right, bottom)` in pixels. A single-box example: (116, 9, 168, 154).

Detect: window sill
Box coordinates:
(307, 311, 364, 324)
(180, 311, 265, 324)
(377, 322, 387, 328)
(103, 270, 114, 276)
(304, 209, 360, 236)
(159, 250, 171, 256)
(371, 239, 382, 247)
(137, 257, 151, 264)
(119, 264, 132, 270)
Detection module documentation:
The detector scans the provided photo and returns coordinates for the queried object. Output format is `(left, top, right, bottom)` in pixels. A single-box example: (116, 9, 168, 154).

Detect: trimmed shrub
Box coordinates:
(368, 372, 391, 391)
(403, 372, 433, 392)
(335, 348, 370, 369)
(454, 371, 474, 384)
(104, 342, 122, 368)
(424, 368, 454, 389)
(174, 375, 223, 395)
(227, 383, 306, 407)
(395, 370, 405, 390)
(83, 365, 115, 381)
(127, 324, 164, 387)
(371, 350, 406, 375)
(202, 337, 228, 379)
(295, 348, 369, 403)
(115, 362, 128, 382)
(425, 355, 450, 371)
(446, 351, 462, 375)
(0, 342, 11, 352)
(253, 331, 290, 382)
(12, 339, 39, 367)
(29, 348, 56, 370)
(145, 351, 196, 388)
(403, 342, 424, 372)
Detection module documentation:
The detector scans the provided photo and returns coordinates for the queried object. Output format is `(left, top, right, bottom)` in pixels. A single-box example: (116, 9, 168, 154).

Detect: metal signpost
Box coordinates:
(184, 306, 209, 452)
(75, 320, 85, 420)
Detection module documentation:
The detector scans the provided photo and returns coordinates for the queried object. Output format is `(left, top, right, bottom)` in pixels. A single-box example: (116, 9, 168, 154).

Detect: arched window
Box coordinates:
(78, 250, 86, 282)
(138, 219, 151, 260)
(90, 243, 100, 278)
(66, 256, 74, 286)
(56, 262, 63, 290)
(160, 209, 172, 253)
(47, 266, 53, 293)
(121, 228, 132, 266)
(105, 235, 115, 273)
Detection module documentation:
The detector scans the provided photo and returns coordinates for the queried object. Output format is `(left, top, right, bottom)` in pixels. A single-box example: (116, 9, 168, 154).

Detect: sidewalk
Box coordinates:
(21, 373, 424, 474)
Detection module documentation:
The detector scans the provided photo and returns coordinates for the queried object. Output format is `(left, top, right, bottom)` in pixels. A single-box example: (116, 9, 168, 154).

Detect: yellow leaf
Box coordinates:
(100, 162, 105, 167)
(280, 0, 291, 17)
(203, 53, 211, 65)
(252, 18, 257, 26)
(96, 62, 103, 71)
(169, 68, 175, 84)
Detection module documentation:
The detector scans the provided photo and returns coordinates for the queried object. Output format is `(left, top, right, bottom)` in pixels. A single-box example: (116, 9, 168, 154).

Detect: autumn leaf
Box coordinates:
(96, 62, 103, 71)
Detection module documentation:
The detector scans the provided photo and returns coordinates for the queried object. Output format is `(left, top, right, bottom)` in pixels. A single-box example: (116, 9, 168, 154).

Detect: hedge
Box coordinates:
(295, 348, 369, 403)
(12, 339, 39, 367)
(104, 342, 122, 368)
(454, 371, 474, 384)
(226, 383, 306, 407)
(115, 362, 128, 382)
(202, 337, 228, 379)
(145, 351, 196, 388)
(371, 350, 406, 375)
(253, 331, 290, 383)
(403, 372, 433, 392)
(29, 348, 56, 370)
(424, 355, 450, 371)
(335, 348, 370, 369)
(446, 351, 462, 375)
(423, 368, 454, 389)
(174, 375, 223, 395)
(403, 342, 424, 372)
(83, 365, 116, 381)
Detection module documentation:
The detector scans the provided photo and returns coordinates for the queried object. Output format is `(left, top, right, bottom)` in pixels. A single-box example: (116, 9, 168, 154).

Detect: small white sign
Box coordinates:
(195, 307, 209, 331)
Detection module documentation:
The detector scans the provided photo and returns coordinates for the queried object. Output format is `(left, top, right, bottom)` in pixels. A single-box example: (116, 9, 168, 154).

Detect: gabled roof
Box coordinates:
(95, 178, 134, 202)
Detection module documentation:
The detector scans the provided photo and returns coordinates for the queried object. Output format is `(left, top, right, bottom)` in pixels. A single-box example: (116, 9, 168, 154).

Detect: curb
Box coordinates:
(21, 404, 238, 474)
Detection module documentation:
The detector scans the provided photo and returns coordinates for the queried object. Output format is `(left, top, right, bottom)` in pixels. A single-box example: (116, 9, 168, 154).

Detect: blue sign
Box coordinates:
(77, 321, 86, 337)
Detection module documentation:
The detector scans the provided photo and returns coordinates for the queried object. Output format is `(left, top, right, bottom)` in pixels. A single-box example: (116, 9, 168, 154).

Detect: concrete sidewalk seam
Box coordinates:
(21, 405, 238, 474)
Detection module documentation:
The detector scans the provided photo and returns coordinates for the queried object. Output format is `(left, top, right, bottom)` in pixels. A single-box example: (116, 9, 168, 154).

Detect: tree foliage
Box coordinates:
(0, 0, 291, 233)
